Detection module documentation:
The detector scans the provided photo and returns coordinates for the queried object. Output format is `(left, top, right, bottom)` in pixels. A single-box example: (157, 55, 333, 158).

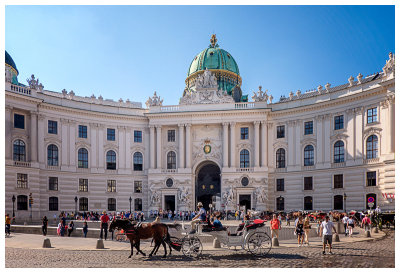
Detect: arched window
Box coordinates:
(276, 197, 284, 211)
(106, 150, 116, 170)
(167, 151, 176, 169)
(304, 196, 313, 211)
(108, 198, 116, 211)
(78, 148, 88, 168)
(134, 198, 143, 211)
(334, 141, 345, 163)
(366, 135, 378, 159)
(276, 148, 285, 168)
(13, 139, 26, 161)
(17, 195, 28, 210)
(79, 197, 88, 211)
(49, 197, 58, 211)
(133, 152, 143, 171)
(304, 145, 314, 166)
(47, 144, 59, 166)
(334, 195, 343, 210)
(366, 193, 377, 210)
(240, 149, 250, 168)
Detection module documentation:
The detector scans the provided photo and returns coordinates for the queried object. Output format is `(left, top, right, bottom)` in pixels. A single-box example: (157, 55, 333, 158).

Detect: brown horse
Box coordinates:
(109, 219, 172, 258)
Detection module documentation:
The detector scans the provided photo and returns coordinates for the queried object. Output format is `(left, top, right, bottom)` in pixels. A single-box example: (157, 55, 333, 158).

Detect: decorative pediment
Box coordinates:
(273, 141, 288, 150)
(363, 127, 382, 140)
(103, 143, 117, 151)
(131, 145, 145, 153)
(330, 133, 349, 141)
(300, 137, 317, 146)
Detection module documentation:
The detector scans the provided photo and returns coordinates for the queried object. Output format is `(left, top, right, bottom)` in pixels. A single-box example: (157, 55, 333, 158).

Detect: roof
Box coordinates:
(5, 50, 19, 75)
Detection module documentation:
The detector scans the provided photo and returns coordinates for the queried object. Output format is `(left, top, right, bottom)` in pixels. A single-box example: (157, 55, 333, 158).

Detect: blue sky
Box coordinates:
(5, 5, 395, 106)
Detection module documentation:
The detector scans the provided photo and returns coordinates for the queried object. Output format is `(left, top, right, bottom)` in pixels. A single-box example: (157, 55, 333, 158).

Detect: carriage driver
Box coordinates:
(189, 202, 207, 234)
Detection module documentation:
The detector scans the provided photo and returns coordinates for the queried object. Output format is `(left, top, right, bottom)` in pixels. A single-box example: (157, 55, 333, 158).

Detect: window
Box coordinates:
(49, 177, 58, 191)
(108, 198, 116, 211)
(134, 198, 142, 211)
(13, 139, 26, 161)
(17, 195, 28, 210)
(49, 197, 58, 211)
(304, 196, 313, 211)
(47, 144, 59, 166)
(334, 141, 345, 163)
(334, 115, 344, 130)
(79, 197, 88, 211)
(166, 178, 174, 188)
(107, 180, 116, 192)
(240, 127, 249, 139)
(78, 125, 87, 138)
(304, 121, 313, 135)
(276, 178, 284, 191)
(366, 135, 378, 159)
(167, 130, 175, 142)
(106, 150, 116, 170)
(241, 177, 249, 187)
(367, 107, 377, 124)
(78, 148, 88, 168)
(366, 171, 376, 187)
(48, 120, 58, 134)
(79, 178, 88, 192)
(334, 195, 343, 210)
(167, 151, 176, 169)
(333, 174, 343, 189)
(134, 130, 142, 143)
(304, 145, 314, 166)
(240, 149, 250, 168)
(133, 152, 143, 171)
(276, 197, 284, 211)
(17, 173, 28, 189)
(277, 125, 285, 138)
(276, 148, 286, 168)
(134, 181, 142, 193)
(14, 113, 25, 129)
(366, 193, 377, 209)
(304, 177, 313, 191)
(107, 128, 115, 141)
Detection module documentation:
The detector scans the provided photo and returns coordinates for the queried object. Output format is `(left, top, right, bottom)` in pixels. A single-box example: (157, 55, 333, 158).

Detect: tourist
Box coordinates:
(319, 216, 337, 255)
(99, 210, 110, 240)
(347, 216, 354, 237)
(82, 221, 88, 238)
(213, 214, 223, 229)
(342, 213, 349, 236)
(57, 220, 64, 236)
(189, 202, 207, 234)
(303, 216, 311, 246)
(270, 214, 280, 239)
(5, 214, 11, 236)
(286, 215, 290, 226)
(67, 221, 74, 237)
(42, 216, 48, 236)
(362, 214, 371, 231)
(296, 216, 305, 247)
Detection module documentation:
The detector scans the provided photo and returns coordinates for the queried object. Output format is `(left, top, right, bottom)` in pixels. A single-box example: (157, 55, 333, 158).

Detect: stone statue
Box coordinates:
(194, 68, 218, 89)
(383, 52, 395, 76)
(255, 187, 266, 203)
(223, 185, 235, 205)
(149, 185, 160, 205)
(178, 187, 190, 204)
(146, 91, 163, 108)
(252, 86, 268, 102)
(26, 74, 44, 91)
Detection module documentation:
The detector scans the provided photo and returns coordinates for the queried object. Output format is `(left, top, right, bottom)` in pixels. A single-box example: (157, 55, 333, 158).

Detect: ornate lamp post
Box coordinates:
(344, 193, 347, 213)
(209, 203, 213, 214)
(129, 196, 132, 214)
(12, 195, 16, 223)
(74, 196, 78, 216)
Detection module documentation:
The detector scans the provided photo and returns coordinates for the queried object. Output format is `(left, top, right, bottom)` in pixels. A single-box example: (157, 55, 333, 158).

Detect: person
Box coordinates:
(347, 216, 355, 237)
(5, 214, 11, 236)
(67, 221, 74, 237)
(303, 216, 311, 246)
(296, 216, 305, 247)
(99, 210, 110, 240)
(42, 216, 48, 236)
(270, 214, 280, 239)
(57, 220, 64, 236)
(286, 215, 290, 226)
(189, 202, 207, 234)
(82, 221, 88, 238)
(362, 214, 371, 231)
(213, 214, 223, 229)
(342, 214, 349, 236)
(319, 216, 337, 255)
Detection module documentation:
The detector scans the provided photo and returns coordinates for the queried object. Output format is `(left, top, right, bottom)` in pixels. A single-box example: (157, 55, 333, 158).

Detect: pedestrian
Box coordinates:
(67, 221, 74, 237)
(319, 216, 337, 255)
(82, 221, 88, 238)
(362, 214, 371, 231)
(57, 220, 64, 236)
(42, 216, 48, 236)
(99, 210, 110, 240)
(286, 215, 290, 226)
(303, 216, 311, 246)
(5, 214, 11, 236)
(296, 216, 305, 247)
(347, 216, 354, 237)
(342, 213, 349, 236)
(270, 214, 280, 239)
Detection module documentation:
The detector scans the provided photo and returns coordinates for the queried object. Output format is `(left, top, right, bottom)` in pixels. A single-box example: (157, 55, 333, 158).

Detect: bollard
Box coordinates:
(96, 239, 104, 249)
(272, 237, 279, 247)
(333, 233, 340, 242)
(42, 238, 52, 248)
(213, 238, 221, 248)
(374, 227, 379, 233)
(365, 230, 371, 238)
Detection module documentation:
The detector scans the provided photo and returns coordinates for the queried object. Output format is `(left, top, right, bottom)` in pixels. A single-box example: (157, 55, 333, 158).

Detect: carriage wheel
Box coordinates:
(246, 232, 272, 257)
(181, 235, 203, 258)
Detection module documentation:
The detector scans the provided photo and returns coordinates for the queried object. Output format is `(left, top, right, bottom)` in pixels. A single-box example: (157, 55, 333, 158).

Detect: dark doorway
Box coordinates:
(239, 195, 251, 212)
(164, 195, 175, 211)
(196, 163, 221, 211)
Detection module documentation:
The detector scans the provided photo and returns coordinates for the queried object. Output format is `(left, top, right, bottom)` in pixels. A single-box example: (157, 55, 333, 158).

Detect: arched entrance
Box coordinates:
(195, 162, 221, 211)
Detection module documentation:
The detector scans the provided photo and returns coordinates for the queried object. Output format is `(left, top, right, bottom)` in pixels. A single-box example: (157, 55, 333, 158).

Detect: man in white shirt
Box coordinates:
(319, 216, 337, 255)
(342, 214, 349, 236)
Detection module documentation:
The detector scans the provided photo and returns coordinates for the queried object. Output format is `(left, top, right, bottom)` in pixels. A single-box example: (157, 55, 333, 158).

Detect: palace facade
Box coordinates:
(5, 35, 395, 221)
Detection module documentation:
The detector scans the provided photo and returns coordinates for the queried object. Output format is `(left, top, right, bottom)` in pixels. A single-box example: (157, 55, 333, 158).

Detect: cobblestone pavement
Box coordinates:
(5, 230, 395, 268)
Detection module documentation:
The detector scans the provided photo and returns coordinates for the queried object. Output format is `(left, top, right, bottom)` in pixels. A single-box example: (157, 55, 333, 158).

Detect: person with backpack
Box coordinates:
(67, 221, 74, 237)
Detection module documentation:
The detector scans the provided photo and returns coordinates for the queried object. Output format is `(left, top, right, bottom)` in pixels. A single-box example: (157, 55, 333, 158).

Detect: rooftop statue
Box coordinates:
(145, 91, 163, 108)
(27, 74, 44, 91)
(252, 86, 269, 102)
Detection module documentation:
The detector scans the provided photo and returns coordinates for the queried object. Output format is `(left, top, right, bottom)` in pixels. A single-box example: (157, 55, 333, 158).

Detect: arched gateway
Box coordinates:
(195, 161, 221, 211)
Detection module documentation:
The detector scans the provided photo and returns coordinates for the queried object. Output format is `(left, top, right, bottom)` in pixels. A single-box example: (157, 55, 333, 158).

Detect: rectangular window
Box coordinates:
(304, 121, 313, 135)
(367, 107, 377, 124)
(167, 130, 175, 142)
(304, 177, 313, 191)
(17, 173, 28, 189)
(49, 177, 58, 191)
(277, 125, 285, 138)
(333, 174, 343, 189)
(276, 178, 284, 192)
(134, 130, 142, 143)
(48, 120, 58, 134)
(334, 115, 344, 130)
(49, 197, 58, 211)
(107, 180, 116, 192)
(241, 127, 249, 140)
(14, 113, 25, 129)
(134, 181, 142, 193)
(107, 128, 115, 141)
(79, 178, 88, 192)
(78, 125, 87, 138)
(367, 171, 377, 187)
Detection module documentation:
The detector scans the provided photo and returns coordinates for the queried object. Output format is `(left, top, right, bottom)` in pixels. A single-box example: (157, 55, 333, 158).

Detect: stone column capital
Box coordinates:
(229, 122, 236, 127)
(222, 122, 229, 127)
(253, 121, 261, 126)
(178, 124, 185, 128)
(185, 123, 192, 128)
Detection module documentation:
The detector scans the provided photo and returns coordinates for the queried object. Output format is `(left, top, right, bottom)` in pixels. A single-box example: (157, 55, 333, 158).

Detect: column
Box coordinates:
(149, 125, 155, 169)
(230, 122, 236, 168)
(185, 124, 192, 168)
(295, 121, 301, 166)
(222, 122, 229, 168)
(388, 96, 395, 153)
(61, 119, 69, 166)
(98, 125, 104, 168)
(30, 111, 38, 162)
(118, 126, 125, 170)
(354, 107, 363, 160)
(90, 124, 97, 168)
(316, 115, 324, 165)
(37, 115, 45, 164)
(287, 121, 295, 167)
(267, 123, 273, 167)
(125, 127, 131, 169)
(323, 115, 331, 163)
(178, 124, 185, 168)
(5, 106, 12, 159)
(68, 121, 76, 166)
(254, 121, 260, 167)
(156, 126, 162, 169)
(261, 121, 267, 167)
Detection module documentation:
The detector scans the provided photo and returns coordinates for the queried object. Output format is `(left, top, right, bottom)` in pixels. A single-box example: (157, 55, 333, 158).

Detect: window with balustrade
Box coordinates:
(78, 148, 88, 168)
(133, 152, 143, 171)
(334, 141, 345, 163)
(240, 149, 250, 168)
(366, 135, 378, 159)
(13, 139, 26, 161)
(47, 144, 59, 166)
(167, 151, 176, 169)
(106, 150, 117, 170)
(276, 148, 285, 168)
(304, 145, 314, 166)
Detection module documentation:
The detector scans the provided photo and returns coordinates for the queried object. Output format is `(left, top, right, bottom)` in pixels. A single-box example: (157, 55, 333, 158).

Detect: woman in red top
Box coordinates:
(270, 214, 280, 239)
(99, 211, 110, 240)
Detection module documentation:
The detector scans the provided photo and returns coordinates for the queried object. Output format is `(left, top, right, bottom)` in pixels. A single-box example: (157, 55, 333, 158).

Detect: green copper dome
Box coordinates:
(5, 50, 19, 75)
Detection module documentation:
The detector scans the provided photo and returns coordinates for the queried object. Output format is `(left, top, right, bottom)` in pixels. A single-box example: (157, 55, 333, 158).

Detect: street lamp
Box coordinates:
(129, 196, 132, 214)
(344, 193, 347, 213)
(209, 203, 213, 214)
(12, 195, 16, 223)
(74, 196, 78, 216)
